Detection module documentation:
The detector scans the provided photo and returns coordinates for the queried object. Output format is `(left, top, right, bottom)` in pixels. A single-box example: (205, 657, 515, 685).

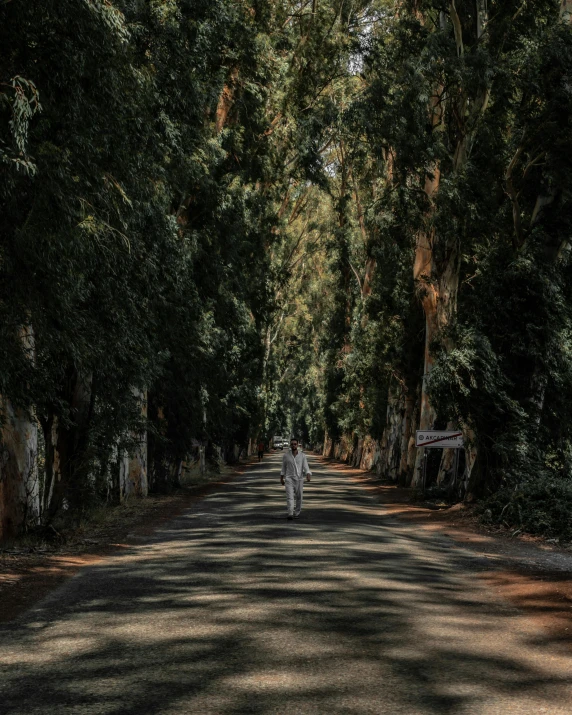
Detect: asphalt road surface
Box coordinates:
(1, 453, 571, 714)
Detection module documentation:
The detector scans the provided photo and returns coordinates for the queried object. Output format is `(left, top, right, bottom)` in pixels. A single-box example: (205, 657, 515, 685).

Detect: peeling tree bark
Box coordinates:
(0, 400, 39, 539)
(215, 67, 239, 134)
(120, 389, 148, 500)
(411, 1, 490, 489)
(0, 325, 39, 539)
(412, 168, 441, 485)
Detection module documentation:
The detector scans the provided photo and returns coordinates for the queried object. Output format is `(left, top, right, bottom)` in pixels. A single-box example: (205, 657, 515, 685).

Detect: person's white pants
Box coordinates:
(285, 476, 304, 516)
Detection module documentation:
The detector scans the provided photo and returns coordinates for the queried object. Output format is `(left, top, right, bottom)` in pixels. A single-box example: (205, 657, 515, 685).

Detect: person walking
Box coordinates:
(257, 440, 265, 462)
(280, 437, 311, 520)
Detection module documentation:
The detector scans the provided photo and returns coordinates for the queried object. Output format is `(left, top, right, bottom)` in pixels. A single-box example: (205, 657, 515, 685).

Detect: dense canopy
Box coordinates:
(1, 0, 572, 540)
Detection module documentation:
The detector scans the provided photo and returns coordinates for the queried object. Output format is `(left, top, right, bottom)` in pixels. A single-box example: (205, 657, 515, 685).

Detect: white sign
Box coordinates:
(416, 430, 464, 448)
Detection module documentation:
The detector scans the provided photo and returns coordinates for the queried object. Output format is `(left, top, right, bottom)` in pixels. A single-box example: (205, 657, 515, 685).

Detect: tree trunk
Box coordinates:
(412, 176, 440, 485)
(0, 324, 40, 538)
(215, 67, 239, 134)
(120, 389, 148, 500)
(411, 2, 491, 488)
(322, 430, 334, 458)
(0, 399, 39, 539)
(359, 435, 381, 471)
(43, 369, 94, 521)
(463, 426, 479, 500)
(199, 445, 206, 477)
(405, 391, 420, 486)
(437, 421, 457, 486)
(398, 394, 415, 484)
(378, 379, 405, 481)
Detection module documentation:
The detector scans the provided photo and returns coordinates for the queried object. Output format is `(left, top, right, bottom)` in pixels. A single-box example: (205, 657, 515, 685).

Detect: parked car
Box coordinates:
(272, 435, 285, 449)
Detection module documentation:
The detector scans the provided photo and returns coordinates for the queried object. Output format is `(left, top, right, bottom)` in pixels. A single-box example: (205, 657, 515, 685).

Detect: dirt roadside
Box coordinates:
(320, 456, 572, 648)
(0, 459, 255, 624)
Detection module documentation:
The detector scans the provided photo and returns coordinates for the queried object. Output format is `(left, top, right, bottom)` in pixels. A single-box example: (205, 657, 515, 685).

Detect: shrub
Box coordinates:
(483, 476, 572, 541)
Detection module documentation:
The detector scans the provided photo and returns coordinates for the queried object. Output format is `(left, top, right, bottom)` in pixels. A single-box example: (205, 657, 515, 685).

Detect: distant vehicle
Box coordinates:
(272, 435, 285, 449)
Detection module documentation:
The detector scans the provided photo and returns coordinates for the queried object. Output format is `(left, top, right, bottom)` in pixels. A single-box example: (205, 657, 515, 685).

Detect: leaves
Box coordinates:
(1, 0, 572, 522)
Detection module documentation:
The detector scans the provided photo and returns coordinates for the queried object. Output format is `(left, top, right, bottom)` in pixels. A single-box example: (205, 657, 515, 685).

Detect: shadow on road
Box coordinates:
(1, 454, 571, 714)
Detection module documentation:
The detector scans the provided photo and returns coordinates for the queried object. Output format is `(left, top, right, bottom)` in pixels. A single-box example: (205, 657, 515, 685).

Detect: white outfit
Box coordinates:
(281, 450, 312, 516)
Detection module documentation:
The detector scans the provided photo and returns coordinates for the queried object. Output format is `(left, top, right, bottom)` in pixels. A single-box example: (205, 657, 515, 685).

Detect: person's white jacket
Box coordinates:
(281, 450, 312, 479)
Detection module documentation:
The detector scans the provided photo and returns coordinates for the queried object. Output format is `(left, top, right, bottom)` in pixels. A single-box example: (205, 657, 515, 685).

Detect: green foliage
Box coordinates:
(483, 476, 572, 542)
(1, 0, 393, 522)
(2, 0, 572, 538)
(0, 0, 297, 516)
(265, 0, 572, 526)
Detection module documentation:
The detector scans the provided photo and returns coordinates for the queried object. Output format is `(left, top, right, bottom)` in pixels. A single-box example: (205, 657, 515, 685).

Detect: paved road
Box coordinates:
(1, 454, 571, 714)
